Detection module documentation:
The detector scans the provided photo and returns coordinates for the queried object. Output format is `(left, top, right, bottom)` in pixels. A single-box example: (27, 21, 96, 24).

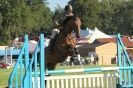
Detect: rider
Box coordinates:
(49, 4, 74, 52)
(49, 4, 79, 54)
(65, 4, 74, 17)
(62, 4, 74, 29)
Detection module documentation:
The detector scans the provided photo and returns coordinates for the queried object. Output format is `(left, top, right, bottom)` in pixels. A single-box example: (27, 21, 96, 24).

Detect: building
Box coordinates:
(78, 37, 133, 65)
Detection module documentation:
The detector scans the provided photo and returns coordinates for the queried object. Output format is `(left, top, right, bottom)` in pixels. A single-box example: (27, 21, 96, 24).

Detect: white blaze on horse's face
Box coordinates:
(74, 17, 81, 38)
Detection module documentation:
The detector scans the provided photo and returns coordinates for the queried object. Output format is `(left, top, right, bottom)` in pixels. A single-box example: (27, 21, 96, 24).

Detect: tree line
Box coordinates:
(0, 0, 133, 45)
(0, 0, 52, 45)
(68, 0, 133, 35)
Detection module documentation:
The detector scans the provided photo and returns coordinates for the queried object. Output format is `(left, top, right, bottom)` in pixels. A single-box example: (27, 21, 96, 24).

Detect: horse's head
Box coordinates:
(73, 17, 81, 38)
(65, 16, 81, 38)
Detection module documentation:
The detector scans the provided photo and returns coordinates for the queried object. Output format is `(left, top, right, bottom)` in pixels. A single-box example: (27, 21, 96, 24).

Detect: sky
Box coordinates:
(47, 0, 70, 12)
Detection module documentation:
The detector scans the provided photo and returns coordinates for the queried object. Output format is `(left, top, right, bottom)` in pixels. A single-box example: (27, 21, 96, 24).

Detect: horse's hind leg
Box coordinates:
(45, 63, 56, 87)
(46, 63, 56, 86)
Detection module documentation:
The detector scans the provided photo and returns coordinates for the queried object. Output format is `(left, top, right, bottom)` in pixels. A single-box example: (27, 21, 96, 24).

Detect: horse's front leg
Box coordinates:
(45, 63, 56, 87)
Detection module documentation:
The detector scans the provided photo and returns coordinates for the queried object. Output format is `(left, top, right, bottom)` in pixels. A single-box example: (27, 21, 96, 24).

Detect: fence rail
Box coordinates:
(32, 73, 118, 88)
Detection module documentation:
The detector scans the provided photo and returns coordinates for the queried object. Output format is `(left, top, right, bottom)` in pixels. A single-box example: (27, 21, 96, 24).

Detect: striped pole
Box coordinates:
(47, 66, 133, 74)
(32, 66, 133, 75)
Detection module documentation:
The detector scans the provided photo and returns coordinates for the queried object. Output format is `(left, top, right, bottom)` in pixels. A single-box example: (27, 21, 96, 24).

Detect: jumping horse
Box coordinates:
(45, 16, 81, 70)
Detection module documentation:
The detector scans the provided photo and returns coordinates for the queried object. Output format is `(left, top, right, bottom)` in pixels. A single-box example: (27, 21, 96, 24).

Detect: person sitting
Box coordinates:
(49, 4, 79, 53)
(62, 4, 74, 29)
(49, 4, 74, 52)
(65, 4, 74, 16)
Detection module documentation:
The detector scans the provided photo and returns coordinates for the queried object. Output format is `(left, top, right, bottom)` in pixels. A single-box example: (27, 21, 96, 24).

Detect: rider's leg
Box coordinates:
(49, 39, 54, 52)
(49, 28, 59, 52)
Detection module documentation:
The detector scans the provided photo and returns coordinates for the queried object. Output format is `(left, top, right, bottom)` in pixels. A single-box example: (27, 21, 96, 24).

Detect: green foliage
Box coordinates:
(52, 5, 65, 27)
(68, 0, 133, 35)
(0, 68, 12, 88)
(112, 0, 133, 35)
(69, 0, 101, 29)
(0, 0, 133, 45)
(0, 0, 52, 45)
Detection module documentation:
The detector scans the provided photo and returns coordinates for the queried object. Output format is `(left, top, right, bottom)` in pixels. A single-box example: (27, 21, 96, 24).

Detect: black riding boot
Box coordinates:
(74, 48, 79, 56)
(49, 39, 55, 52)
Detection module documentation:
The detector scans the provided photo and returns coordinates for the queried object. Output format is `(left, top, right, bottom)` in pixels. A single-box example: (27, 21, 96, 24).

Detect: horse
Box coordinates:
(45, 16, 81, 70)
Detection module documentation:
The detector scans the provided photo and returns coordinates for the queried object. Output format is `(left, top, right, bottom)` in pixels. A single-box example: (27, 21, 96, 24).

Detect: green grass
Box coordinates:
(56, 64, 117, 70)
(0, 68, 12, 88)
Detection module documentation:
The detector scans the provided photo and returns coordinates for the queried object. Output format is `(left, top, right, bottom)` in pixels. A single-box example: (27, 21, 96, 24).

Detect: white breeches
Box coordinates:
(50, 28, 60, 39)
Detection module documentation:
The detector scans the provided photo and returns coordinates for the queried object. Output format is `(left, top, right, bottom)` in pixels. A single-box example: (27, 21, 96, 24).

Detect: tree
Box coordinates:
(111, 0, 133, 35)
(0, 0, 52, 45)
(68, 0, 133, 35)
(69, 0, 101, 29)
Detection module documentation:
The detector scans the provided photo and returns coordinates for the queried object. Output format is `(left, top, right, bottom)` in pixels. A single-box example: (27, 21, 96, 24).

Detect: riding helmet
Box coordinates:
(65, 4, 73, 12)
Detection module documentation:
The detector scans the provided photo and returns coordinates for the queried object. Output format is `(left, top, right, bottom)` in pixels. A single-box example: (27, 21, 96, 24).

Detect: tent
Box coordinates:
(88, 27, 112, 43)
(80, 27, 93, 38)
(76, 27, 112, 44)
(76, 28, 93, 44)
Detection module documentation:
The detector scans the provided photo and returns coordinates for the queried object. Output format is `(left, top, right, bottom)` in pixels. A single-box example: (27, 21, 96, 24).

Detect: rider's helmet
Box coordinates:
(65, 4, 73, 12)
